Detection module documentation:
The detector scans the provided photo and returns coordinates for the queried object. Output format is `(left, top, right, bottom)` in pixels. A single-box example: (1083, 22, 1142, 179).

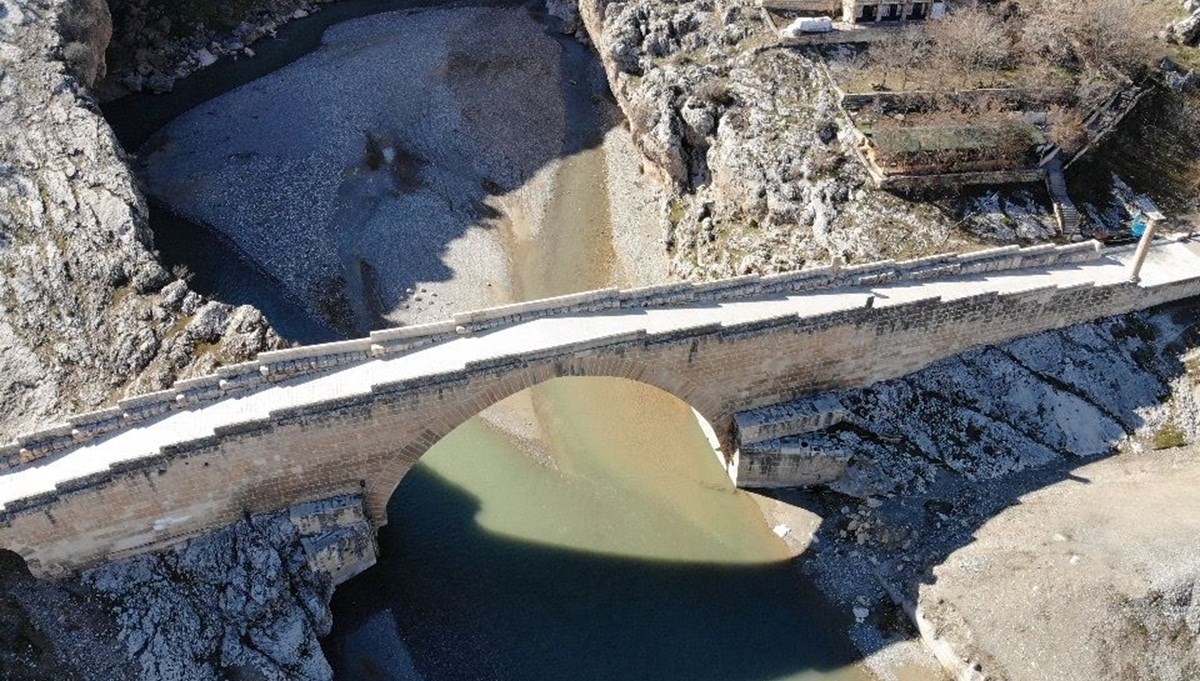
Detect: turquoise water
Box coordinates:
(324, 378, 873, 681)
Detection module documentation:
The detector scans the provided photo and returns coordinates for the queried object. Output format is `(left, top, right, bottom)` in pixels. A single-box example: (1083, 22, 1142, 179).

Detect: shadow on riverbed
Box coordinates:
(325, 465, 868, 681)
(103, 0, 626, 342)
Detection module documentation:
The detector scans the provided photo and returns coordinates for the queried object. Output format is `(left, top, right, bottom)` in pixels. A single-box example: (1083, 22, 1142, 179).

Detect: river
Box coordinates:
(107, 4, 878, 680)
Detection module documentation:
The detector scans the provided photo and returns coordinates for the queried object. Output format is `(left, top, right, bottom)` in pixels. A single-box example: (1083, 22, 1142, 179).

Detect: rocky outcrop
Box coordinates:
(101, 0, 328, 96)
(571, 0, 966, 280)
(1166, 0, 1200, 45)
(0, 495, 374, 681)
(0, 549, 132, 681)
(781, 300, 1200, 681)
(85, 495, 374, 681)
(758, 304, 1198, 498)
(0, 0, 283, 443)
(57, 0, 113, 86)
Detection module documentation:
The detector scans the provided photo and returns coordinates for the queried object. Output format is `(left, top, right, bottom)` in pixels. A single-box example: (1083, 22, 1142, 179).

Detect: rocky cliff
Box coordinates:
(776, 299, 1200, 681)
(568, 0, 970, 279)
(0, 0, 282, 443)
(0, 495, 374, 681)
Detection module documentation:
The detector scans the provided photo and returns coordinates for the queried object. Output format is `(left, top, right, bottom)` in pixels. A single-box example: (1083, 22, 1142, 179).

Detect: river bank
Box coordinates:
(134, 4, 667, 337)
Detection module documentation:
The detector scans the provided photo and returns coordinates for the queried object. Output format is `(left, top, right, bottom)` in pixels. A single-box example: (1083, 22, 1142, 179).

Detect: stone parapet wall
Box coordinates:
(0, 240, 1109, 469)
(2, 243, 1197, 576)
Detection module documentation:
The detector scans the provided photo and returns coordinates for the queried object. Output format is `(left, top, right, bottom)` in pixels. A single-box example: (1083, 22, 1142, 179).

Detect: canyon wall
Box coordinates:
(570, 0, 971, 279)
(0, 0, 283, 443)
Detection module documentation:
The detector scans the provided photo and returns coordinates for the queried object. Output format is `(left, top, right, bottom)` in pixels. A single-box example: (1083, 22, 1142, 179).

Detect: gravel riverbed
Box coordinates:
(136, 5, 667, 336)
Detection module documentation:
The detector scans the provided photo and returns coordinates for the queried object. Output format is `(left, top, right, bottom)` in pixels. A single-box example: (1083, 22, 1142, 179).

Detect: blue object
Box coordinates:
(1131, 216, 1148, 238)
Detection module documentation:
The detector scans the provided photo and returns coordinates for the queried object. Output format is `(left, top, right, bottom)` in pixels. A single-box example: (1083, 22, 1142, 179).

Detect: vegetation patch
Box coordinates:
(1151, 421, 1188, 450)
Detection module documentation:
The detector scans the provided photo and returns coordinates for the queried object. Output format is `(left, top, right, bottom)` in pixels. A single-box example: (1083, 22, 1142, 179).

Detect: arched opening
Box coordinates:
(323, 376, 869, 681)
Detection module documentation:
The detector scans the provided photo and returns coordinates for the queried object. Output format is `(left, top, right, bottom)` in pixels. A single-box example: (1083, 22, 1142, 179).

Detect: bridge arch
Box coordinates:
(364, 352, 732, 526)
(7, 239, 1198, 577)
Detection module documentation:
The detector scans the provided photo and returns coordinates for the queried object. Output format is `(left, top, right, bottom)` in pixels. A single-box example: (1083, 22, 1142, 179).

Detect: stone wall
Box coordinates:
(3, 243, 1199, 577)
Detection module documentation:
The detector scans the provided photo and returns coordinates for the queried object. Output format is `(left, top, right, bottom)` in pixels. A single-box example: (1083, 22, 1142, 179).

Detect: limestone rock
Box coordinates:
(0, 494, 374, 681)
(83, 508, 338, 681)
(1168, 5, 1200, 45)
(575, 0, 964, 280)
(0, 0, 284, 443)
(750, 308, 1191, 499)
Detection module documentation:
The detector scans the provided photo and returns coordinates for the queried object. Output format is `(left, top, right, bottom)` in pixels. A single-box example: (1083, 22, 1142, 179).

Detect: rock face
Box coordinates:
(1167, 0, 1200, 45)
(762, 305, 1197, 498)
(0, 0, 283, 443)
(84, 497, 372, 681)
(781, 300, 1200, 681)
(0, 549, 133, 681)
(0, 495, 374, 681)
(570, 0, 968, 279)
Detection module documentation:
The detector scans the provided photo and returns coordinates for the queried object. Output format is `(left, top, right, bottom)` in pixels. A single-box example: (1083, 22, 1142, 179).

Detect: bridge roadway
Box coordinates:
(1, 238, 1198, 574)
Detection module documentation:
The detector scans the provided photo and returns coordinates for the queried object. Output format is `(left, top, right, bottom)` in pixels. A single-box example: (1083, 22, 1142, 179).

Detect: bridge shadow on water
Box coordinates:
(324, 462, 867, 681)
(321, 300, 1200, 681)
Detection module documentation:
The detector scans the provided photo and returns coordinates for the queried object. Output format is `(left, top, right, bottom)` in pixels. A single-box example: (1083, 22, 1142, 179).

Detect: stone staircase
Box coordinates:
(1044, 156, 1080, 237)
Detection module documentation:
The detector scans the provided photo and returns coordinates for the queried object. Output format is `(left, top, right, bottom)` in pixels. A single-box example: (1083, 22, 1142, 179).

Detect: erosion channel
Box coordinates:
(112, 2, 902, 679)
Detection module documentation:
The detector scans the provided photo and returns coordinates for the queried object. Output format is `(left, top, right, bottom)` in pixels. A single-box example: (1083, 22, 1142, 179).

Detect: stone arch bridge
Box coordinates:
(2, 239, 1199, 577)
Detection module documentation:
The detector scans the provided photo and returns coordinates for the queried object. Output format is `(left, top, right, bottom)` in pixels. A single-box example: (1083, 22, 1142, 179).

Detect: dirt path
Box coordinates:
(919, 445, 1200, 681)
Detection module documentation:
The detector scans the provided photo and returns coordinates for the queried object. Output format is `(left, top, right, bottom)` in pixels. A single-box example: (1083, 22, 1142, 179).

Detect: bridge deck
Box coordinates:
(2, 241, 1198, 510)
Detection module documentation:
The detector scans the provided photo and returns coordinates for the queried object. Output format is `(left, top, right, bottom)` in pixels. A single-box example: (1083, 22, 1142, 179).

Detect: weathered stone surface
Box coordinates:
(0, 0, 283, 443)
(744, 309, 1192, 495)
(0, 549, 132, 681)
(0, 495, 373, 681)
(569, 0, 967, 280)
(1167, 1, 1200, 45)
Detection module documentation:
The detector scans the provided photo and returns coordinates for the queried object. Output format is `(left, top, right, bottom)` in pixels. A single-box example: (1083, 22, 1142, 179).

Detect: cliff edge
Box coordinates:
(568, 0, 972, 279)
(0, 0, 283, 443)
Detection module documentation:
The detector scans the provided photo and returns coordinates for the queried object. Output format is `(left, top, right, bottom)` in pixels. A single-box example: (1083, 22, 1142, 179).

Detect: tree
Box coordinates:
(869, 28, 931, 91)
(928, 6, 1012, 87)
(1017, 0, 1160, 77)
